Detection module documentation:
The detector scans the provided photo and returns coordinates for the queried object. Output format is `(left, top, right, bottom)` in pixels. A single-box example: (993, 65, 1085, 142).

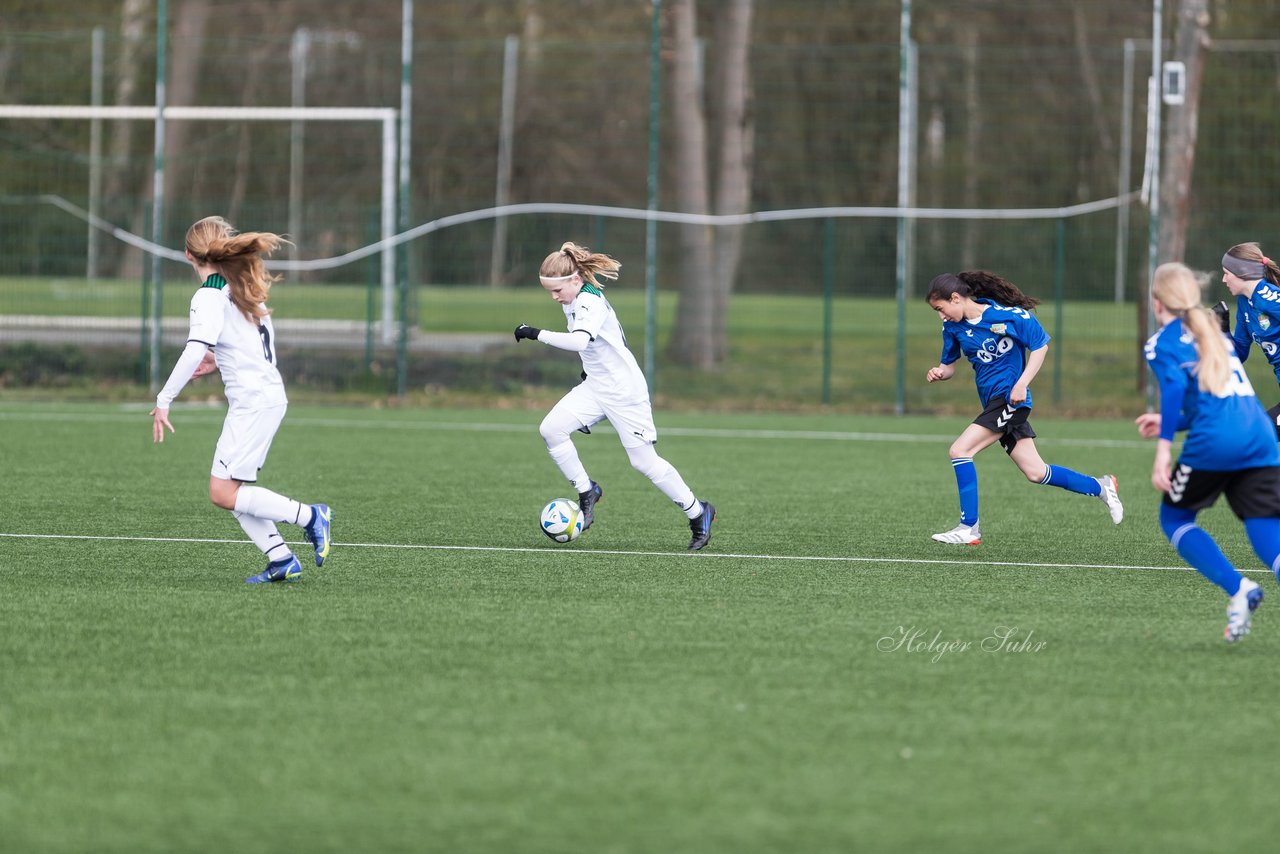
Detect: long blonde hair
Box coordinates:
(185, 216, 288, 322)
(539, 241, 620, 288)
(1152, 261, 1229, 394)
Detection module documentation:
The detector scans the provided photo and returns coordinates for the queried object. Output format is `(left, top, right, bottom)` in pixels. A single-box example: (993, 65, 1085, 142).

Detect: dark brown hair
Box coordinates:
(925, 271, 1040, 311)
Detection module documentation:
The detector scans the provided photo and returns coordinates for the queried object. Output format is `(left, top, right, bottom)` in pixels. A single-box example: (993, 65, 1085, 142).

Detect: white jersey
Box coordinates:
(186, 277, 287, 407)
(563, 285, 648, 402)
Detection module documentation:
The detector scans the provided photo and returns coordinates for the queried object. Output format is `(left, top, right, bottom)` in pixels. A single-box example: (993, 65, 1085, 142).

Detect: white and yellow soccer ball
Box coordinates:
(540, 498, 584, 543)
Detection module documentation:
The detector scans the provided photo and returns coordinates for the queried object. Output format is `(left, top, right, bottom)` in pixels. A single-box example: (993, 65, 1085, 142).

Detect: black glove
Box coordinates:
(1211, 300, 1230, 334)
(514, 323, 542, 342)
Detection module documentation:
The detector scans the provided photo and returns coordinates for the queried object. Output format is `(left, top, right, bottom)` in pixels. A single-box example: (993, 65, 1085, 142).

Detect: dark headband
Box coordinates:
(1223, 253, 1266, 281)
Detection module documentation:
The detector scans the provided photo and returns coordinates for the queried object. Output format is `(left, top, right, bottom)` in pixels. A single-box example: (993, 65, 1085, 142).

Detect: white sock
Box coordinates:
(233, 511, 293, 562)
(235, 485, 307, 526)
(625, 444, 698, 515)
(546, 440, 592, 495)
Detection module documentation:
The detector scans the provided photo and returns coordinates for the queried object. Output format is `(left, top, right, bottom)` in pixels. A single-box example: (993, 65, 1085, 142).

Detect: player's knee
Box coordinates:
(1159, 503, 1196, 541)
(538, 417, 570, 447)
(627, 446, 668, 480)
(208, 481, 238, 510)
(947, 442, 970, 459)
(1022, 464, 1046, 483)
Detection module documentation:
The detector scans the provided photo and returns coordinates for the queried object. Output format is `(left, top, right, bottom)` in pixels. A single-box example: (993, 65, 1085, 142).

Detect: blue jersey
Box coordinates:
(939, 299, 1050, 409)
(1231, 279, 1280, 383)
(1144, 318, 1279, 471)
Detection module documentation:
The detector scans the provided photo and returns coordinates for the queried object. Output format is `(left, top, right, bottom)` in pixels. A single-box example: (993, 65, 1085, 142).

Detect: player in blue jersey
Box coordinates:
(924, 271, 1123, 545)
(1221, 242, 1280, 438)
(513, 242, 716, 550)
(150, 216, 331, 583)
(1136, 261, 1280, 642)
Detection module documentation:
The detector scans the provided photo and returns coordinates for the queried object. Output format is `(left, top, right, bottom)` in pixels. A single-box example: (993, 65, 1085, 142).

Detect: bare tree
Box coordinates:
(709, 0, 754, 363)
(959, 23, 981, 269)
(125, 0, 213, 262)
(665, 0, 715, 368)
(102, 0, 151, 278)
(665, 0, 754, 370)
(1158, 0, 1210, 263)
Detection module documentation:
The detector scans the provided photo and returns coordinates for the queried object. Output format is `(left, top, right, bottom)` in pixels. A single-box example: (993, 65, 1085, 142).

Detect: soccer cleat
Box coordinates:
(303, 503, 331, 567)
(1097, 475, 1123, 524)
(578, 481, 603, 531)
(1224, 578, 1263, 643)
(931, 523, 981, 545)
(245, 555, 303, 584)
(688, 501, 716, 551)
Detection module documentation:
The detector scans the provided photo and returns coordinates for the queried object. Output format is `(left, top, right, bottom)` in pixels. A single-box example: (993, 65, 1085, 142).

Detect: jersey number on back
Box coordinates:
(257, 324, 274, 363)
(1221, 355, 1256, 399)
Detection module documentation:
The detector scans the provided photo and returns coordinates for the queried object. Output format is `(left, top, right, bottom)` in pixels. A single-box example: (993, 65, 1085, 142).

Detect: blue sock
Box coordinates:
(1038, 464, 1101, 496)
(950, 457, 978, 527)
(1160, 504, 1242, 595)
(1243, 517, 1280, 583)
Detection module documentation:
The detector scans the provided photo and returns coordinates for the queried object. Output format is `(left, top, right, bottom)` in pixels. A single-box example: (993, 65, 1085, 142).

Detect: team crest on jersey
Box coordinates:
(1261, 315, 1272, 331)
(990, 323, 1007, 335)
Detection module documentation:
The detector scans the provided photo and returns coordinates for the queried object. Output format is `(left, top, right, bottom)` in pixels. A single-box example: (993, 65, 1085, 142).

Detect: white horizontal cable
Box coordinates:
(36, 192, 1142, 274)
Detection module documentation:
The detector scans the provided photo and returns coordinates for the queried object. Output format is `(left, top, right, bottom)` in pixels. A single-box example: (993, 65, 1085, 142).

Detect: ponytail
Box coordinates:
(539, 241, 621, 289)
(924, 270, 1039, 310)
(185, 216, 288, 322)
(1152, 261, 1229, 395)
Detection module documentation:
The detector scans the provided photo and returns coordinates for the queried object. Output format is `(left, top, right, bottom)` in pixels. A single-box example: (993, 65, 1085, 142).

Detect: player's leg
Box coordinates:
(607, 398, 714, 550)
(211, 403, 324, 579)
(933, 420, 1002, 544)
(1165, 467, 1262, 641)
(539, 385, 606, 528)
(1226, 466, 1280, 585)
(1007, 434, 1122, 524)
(622, 443, 714, 550)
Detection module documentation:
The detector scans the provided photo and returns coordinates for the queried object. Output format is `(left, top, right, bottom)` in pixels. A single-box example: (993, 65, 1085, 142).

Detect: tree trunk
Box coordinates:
(709, 0, 753, 364)
(1071, 4, 1114, 162)
(1158, 0, 1210, 263)
(127, 0, 213, 264)
(102, 0, 152, 279)
(959, 24, 980, 269)
(665, 0, 716, 370)
(161, 0, 213, 209)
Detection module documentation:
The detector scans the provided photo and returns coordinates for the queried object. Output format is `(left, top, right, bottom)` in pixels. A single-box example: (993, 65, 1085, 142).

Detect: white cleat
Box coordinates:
(1225, 578, 1263, 643)
(931, 523, 981, 545)
(1097, 475, 1123, 524)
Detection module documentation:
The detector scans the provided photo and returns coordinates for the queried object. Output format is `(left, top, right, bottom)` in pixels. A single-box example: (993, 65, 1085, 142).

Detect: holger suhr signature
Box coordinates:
(877, 625, 1047, 663)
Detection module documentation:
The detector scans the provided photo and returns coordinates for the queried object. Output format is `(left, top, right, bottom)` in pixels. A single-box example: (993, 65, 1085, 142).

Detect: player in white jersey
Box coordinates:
(513, 241, 716, 550)
(150, 216, 331, 583)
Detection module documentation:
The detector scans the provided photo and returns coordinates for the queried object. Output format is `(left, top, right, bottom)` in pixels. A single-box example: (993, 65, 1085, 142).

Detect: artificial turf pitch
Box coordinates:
(3, 402, 1278, 852)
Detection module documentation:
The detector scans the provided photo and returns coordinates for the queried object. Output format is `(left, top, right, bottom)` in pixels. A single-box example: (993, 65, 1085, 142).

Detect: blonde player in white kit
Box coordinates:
(514, 242, 716, 550)
(150, 216, 331, 583)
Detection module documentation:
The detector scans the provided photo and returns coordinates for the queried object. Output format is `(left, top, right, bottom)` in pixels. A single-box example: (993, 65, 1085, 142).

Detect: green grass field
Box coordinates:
(3, 400, 1279, 852)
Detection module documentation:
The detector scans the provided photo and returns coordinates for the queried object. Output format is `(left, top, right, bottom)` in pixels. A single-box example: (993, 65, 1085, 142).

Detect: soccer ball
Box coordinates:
(540, 498, 584, 543)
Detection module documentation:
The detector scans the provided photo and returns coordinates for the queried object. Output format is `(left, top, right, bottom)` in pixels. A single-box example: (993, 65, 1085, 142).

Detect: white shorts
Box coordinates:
(211, 402, 287, 482)
(553, 382, 657, 449)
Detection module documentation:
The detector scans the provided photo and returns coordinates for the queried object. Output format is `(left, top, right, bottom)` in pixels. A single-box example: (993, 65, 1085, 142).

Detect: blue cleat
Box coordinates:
(687, 501, 716, 551)
(245, 555, 303, 584)
(303, 503, 331, 567)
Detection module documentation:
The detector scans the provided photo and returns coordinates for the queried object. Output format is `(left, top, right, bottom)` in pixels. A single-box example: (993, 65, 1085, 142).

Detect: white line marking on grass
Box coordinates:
(0, 530, 1237, 575)
(0, 408, 1153, 449)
